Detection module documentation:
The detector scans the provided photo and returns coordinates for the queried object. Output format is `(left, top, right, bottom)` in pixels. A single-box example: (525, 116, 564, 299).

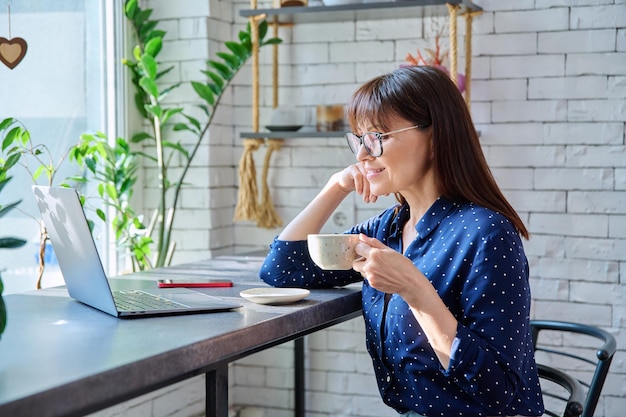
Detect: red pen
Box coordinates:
(157, 279, 233, 288)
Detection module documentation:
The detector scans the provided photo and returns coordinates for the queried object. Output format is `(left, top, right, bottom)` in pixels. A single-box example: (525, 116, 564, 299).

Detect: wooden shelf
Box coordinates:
(240, 0, 482, 23)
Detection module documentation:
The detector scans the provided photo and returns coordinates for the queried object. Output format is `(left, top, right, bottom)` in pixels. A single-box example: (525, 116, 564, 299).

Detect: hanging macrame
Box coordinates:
(256, 20, 284, 229)
(257, 138, 283, 228)
(234, 13, 264, 223)
(234, 11, 284, 228)
(233, 137, 264, 222)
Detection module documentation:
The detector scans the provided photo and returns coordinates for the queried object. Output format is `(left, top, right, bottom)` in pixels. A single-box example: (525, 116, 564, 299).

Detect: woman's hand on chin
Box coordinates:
(334, 164, 378, 203)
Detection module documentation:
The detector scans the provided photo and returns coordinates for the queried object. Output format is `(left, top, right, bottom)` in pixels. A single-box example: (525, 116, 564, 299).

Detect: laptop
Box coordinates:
(32, 185, 241, 317)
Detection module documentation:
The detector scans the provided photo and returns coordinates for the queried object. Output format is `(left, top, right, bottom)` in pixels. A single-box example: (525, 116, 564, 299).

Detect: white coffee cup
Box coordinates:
(307, 233, 360, 270)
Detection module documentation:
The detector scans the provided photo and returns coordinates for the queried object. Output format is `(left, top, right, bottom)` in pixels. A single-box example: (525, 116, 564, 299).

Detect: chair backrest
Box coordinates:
(530, 320, 617, 417)
(538, 363, 585, 417)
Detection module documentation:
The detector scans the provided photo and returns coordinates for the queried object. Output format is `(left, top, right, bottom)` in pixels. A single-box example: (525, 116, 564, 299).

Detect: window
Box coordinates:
(0, 0, 119, 294)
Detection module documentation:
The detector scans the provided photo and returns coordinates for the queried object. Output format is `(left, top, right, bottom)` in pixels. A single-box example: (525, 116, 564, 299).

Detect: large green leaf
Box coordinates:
(144, 36, 162, 58)
(161, 108, 183, 125)
(0, 177, 9, 194)
(173, 123, 193, 133)
(225, 41, 247, 57)
(96, 208, 106, 222)
(197, 104, 210, 116)
(0, 200, 20, 218)
(263, 38, 282, 46)
(207, 60, 232, 79)
(156, 65, 175, 81)
(0, 118, 14, 131)
(125, 0, 138, 19)
(131, 132, 153, 143)
(191, 82, 215, 106)
(4, 153, 20, 170)
(144, 104, 163, 118)
(32, 164, 48, 181)
(159, 81, 182, 100)
(145, 29, 166, 44)
(85, 158, 97, 173)
(4, 126, 26, 147)
(0, 296, 6, 335)
(139, 20, 159, 40)
(139, 77, 159, 97)
(134, 92, 148, 118)
(134, 8, 152, 27)
(183, 114, 201, 132)
(163, 141, 189, 159)
(201, 70, 225, 90)
(105, 183, 118, 200)
(215, 52, 240, 69)
(134, 151, 158, 162)
(141, 54, 158, 79)
(133, 44, 142, 62)
(0, 237, 27, 248)
(258, 20, 268, 40)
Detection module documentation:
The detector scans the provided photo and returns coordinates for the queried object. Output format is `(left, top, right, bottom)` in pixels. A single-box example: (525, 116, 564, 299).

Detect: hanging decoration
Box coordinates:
(403, 4, 482, 109)
(0, 1, 27, 70)
(256, 18, 283, 229)
(234, 11, 263, 223)
(234, 7, 284, 229)
(403, 29, 466, 94)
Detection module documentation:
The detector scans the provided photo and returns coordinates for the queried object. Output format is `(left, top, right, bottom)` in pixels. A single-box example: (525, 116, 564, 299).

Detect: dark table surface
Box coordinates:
(0, 255, 362, 417)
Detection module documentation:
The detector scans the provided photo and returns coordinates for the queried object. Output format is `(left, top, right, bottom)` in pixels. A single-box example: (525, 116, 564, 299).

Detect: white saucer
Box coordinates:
(240, 288, 310, 305)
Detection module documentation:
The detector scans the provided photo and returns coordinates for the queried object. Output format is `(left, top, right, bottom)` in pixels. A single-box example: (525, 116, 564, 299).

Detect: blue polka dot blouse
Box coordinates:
(260, 197, 544, 416)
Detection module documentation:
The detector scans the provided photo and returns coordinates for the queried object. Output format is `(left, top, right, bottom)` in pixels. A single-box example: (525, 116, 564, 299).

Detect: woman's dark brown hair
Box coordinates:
(346, 65, 529, 239)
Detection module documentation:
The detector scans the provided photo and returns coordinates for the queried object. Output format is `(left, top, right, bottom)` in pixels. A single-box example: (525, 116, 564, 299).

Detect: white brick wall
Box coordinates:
(93, 0, 625, 416)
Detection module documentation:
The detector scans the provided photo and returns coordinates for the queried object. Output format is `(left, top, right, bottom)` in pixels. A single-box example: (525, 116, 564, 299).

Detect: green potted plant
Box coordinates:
(0, 148, 27, 337)
(1, 117, 81, 289)
(73, 0, 281, 271)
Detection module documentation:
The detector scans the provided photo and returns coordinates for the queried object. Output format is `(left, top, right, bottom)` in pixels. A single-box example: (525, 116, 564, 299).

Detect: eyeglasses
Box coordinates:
(344, 124, 429, 157)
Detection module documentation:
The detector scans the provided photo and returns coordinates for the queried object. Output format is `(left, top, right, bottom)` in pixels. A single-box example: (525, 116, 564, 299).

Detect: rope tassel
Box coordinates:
(257, 138, 283, 228)
(233, 138, 264, 222)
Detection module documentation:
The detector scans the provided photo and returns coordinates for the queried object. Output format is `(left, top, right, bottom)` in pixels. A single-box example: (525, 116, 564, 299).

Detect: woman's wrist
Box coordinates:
(326, 172, 352, 195)
(335, 181, 351, 194)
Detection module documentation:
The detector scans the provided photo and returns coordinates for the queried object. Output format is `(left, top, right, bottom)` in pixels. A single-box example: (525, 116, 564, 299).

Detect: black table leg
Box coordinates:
(295, 337, 305, 417)
(206, 362, 228, 417)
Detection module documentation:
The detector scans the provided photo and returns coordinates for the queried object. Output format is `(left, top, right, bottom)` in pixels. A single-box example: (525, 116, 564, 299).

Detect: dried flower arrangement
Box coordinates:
(403, 33, 466, 93)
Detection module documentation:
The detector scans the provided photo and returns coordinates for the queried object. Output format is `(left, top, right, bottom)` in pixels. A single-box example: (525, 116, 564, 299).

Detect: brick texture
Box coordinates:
(90, 0, 626, 416)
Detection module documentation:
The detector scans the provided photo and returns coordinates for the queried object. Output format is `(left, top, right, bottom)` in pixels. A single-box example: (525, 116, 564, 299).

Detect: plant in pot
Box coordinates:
(1, 117, 84, 289)
(73, 0, 282, 271)
(0, 149, 27, 337)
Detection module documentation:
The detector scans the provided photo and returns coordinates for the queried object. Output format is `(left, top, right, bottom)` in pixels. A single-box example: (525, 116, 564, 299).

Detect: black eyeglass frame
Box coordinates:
(344, 124, 430, 157)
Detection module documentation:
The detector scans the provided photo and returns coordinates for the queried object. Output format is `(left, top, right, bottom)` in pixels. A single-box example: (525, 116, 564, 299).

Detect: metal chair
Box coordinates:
(538, 363, 585, 417)
(530, 320, 617, 417)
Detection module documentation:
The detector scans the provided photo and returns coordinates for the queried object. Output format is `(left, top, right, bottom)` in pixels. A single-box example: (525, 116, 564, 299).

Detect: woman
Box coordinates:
(259, 66, 544, 416)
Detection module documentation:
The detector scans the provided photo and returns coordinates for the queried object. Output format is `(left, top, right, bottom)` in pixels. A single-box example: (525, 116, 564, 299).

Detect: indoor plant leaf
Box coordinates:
(0, 237, 28, 248)
(207, 60, 232, 80)
(144, 36, 162, 58)
(191, 81, 215, 106)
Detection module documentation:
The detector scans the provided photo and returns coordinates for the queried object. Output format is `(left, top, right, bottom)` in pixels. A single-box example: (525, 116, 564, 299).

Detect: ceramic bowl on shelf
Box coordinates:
(265, 125, 303, 132)
(269, 106, 305, 129)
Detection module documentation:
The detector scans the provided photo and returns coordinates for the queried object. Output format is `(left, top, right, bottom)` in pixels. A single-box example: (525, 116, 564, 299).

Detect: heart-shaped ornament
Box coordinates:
(0, 37, 28, 69)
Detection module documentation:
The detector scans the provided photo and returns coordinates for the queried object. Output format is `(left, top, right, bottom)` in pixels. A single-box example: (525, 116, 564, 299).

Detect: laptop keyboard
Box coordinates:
(113, 290, 188, 311)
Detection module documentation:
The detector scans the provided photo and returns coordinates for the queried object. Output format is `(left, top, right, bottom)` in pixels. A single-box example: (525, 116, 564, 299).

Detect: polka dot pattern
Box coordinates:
(260, 197, 544, 416)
